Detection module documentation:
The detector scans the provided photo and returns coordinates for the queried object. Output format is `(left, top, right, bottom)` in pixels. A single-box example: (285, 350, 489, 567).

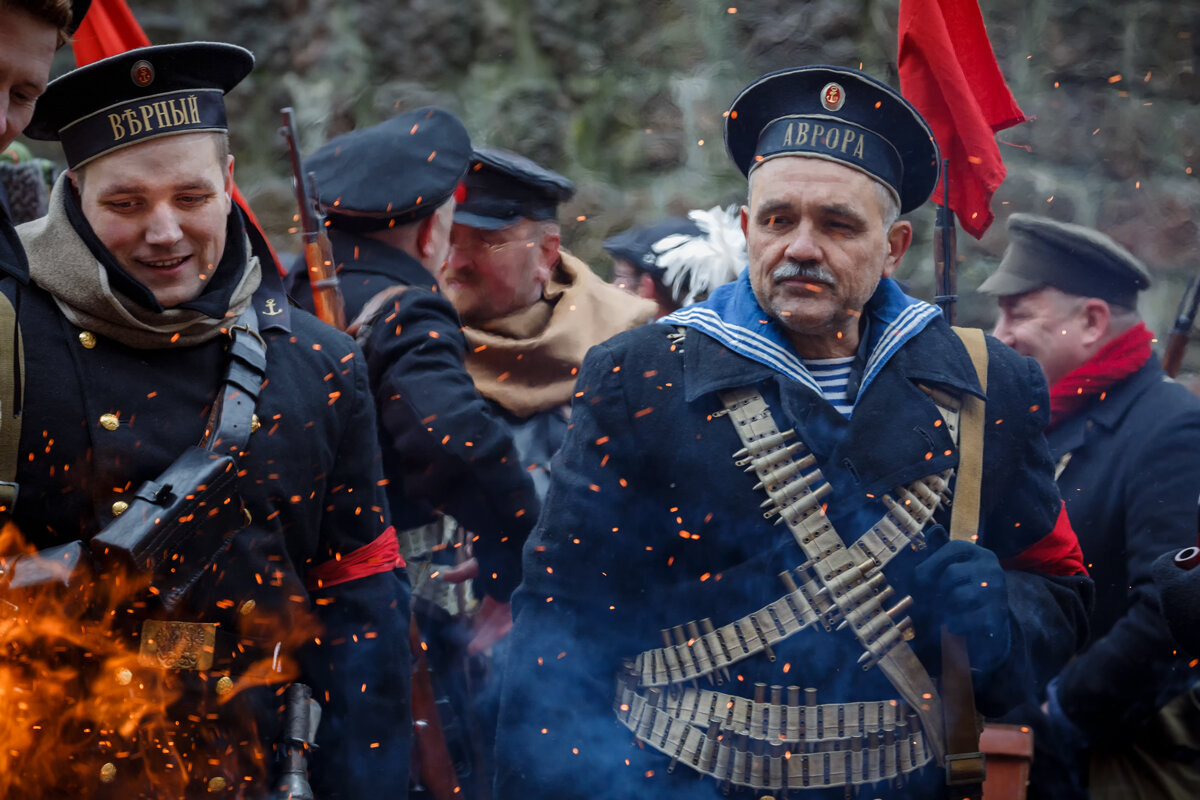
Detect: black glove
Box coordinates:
(915, 539, 1011, 674)
(1152, 548, 1200, 657)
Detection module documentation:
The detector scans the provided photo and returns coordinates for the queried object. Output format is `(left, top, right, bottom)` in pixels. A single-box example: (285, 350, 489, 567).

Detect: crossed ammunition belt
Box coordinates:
(398, 516, 478, 619)
(615, 386, 954, 791)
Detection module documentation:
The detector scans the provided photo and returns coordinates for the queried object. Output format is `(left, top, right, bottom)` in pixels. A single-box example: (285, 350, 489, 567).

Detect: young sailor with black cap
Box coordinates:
(6, 43, 410, 798)
(441, 147, 656, 501)
(495, 66, 1091, 800)
(983, 215, 1200, 800)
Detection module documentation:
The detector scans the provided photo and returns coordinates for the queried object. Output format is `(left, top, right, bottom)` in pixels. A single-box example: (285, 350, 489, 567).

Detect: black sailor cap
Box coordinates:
(24, 42, 253, 169)
(603, 217, 702, 275)
(724, 66, 940, 214)
(308, 107, 472, 233)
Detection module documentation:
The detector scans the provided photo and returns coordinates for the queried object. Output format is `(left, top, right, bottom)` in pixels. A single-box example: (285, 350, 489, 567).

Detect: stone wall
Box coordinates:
(34, 0, 1200, 367)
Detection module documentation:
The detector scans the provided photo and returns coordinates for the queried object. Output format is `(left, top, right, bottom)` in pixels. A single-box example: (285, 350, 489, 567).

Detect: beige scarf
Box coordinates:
(464, 251, 657, 417)
(18, 174, 260, 349)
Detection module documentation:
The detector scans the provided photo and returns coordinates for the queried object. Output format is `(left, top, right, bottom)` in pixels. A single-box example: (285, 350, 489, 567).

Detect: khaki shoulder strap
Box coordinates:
(949, 325, 988, 543)
(0, 291, 22, 514)
(941, 326, 989, 791)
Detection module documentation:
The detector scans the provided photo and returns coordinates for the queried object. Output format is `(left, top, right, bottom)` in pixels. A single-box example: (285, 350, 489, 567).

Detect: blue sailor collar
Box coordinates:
(661, 270, 942, 409)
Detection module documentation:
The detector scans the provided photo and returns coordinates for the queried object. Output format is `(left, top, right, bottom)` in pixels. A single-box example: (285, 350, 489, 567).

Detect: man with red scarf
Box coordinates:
(983, 213, 1200, 800)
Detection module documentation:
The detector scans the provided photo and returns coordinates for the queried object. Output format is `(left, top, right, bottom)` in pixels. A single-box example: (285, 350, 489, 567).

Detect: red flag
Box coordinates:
(71, 0, 286, 275)
(70, 0, 150, 65)
(898, 0, 1026, 239)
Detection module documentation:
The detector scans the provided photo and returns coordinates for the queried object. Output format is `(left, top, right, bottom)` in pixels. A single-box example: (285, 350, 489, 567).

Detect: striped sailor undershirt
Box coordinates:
(802, 355, 856, 418)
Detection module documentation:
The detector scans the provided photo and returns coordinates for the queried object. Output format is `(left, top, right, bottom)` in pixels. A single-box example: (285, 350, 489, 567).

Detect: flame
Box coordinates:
(0, 521, 320, 797)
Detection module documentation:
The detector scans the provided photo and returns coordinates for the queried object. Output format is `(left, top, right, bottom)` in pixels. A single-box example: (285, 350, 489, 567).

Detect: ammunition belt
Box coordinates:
(629, 448, 952, 686)
(399, 517, 478, 619)
(615, 681, 930, 789)
(616, 384, 954, 788)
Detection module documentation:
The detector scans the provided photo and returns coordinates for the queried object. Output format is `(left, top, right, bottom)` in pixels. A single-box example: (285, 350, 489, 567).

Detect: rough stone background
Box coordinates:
(29, 0, 1200, 372)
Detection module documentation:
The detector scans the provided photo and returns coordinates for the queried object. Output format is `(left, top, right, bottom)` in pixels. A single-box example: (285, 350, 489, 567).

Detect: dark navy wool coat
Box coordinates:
(358, 265, 539, 601)
(1049, 356, 1200, 739)
(1, 270, 409, 799)
(495, 308, 1092, 800)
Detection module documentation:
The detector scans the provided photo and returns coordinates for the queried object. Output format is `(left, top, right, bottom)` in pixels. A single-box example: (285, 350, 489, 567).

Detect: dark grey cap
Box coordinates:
(979, 213, 1152, 307)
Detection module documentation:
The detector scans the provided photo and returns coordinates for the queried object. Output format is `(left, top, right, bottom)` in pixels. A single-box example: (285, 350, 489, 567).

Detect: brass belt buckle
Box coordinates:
(138, 620, 217, 670)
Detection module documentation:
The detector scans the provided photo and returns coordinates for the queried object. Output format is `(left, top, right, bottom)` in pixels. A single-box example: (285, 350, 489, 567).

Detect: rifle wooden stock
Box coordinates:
(1163, 276, 1200, 379)
(303, 231, 346, 330)
(410, 616, 461, 800)
(1163, 333, 1189, 379)
(281, 107, 347, 330)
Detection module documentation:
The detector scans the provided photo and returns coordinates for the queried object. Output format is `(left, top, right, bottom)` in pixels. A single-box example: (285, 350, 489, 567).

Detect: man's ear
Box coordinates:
(637, 272, 658, 302)
(881, 220, 913, 279)
(223, 155, 235, 207)
(1079, 298, 1112, 348)
(67, 169, 80, 193)
(533, 226, 560, 284)
(416, 214, 438, 257)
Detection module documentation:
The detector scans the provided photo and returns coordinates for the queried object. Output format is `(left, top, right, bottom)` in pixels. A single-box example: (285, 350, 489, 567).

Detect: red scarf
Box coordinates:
(1048, 322, 1154, 429)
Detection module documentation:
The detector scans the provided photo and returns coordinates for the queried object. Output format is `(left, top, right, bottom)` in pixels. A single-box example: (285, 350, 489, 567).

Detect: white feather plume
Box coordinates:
(650, 204, 745, 307)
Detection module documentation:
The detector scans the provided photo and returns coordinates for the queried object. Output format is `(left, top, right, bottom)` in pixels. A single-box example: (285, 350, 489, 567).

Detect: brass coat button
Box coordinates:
(111, 500, 129, 516)
(250, 413, 261, 433)
(207, 776, 227, 792)
(99, 762, 117, 783)
(238, 599, 256, 616)
(78, 331, 97, 349)
(99, 413, 119, 431)
(215, 676, 234, 696)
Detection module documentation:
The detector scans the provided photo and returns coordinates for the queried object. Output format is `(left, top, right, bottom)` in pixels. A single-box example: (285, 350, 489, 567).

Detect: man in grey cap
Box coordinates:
(983, 213, 1200, 800)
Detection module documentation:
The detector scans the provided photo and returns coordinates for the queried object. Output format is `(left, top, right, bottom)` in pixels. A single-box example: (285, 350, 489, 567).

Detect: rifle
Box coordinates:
(933, 159, 957, 324)
(280, 108, 347, 330)
(1162, 275, 1200, 378)
(409, 616, 462, 800)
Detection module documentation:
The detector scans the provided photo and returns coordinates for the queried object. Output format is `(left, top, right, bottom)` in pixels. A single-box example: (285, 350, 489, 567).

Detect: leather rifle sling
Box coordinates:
(942, 326, 989, 792)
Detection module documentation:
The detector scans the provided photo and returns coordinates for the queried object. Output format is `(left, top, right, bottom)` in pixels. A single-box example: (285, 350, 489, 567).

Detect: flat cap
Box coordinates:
(454, 147, 575, 230)
(979, 213, 1151, 307)
(24, 42, 252, 169)
(725, 66, 940, 214)
(309, 107, 471, 233)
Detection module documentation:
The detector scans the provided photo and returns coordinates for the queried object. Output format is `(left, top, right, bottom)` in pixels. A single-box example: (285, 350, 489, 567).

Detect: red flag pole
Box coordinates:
(71, 0, 286, 277)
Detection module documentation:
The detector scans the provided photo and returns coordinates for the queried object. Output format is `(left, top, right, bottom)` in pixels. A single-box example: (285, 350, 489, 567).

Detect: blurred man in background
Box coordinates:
(605, 204, 745, 318)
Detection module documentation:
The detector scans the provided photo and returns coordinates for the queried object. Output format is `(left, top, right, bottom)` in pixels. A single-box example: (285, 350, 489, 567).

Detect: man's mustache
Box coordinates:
(773, 261, 835, 286)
